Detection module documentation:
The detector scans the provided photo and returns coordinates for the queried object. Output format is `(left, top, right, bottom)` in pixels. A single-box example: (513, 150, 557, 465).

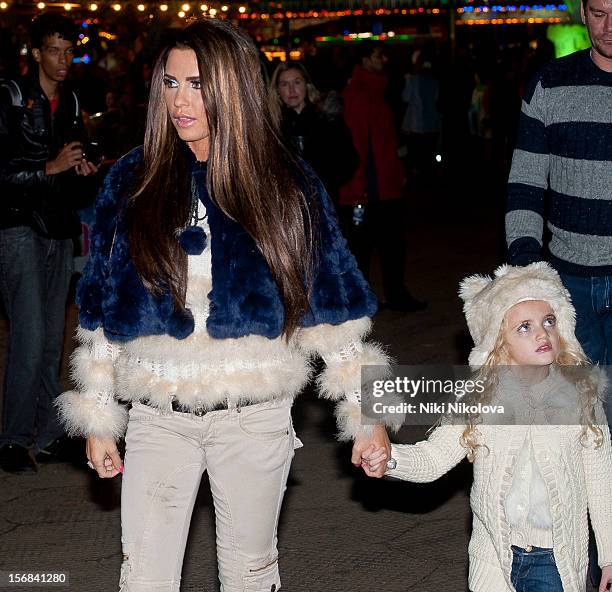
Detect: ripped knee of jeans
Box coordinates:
(243, 555, 280, 592)
(119, 554, 131, 591)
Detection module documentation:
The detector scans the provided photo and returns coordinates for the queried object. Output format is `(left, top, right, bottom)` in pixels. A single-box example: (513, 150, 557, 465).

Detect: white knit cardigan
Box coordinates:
(57, 212, 393, 442)
(387, 407, 612, 591)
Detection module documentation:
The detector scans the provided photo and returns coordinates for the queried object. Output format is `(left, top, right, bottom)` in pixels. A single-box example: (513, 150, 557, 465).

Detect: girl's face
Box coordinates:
(277, 68, 307, 112)
(163, 48, 210, 160)
(502, 300, 560, 366)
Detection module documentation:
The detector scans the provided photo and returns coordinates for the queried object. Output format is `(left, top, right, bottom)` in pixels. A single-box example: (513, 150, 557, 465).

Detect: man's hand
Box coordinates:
(76, 158, 101, 176)
(45, 141, 86, 175)
(599, 565, 612, 592)
(86, 435, 123, 479)
(351, 424, 391, 478)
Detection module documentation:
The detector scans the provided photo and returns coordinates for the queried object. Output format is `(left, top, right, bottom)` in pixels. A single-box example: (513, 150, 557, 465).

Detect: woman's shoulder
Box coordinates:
(295, 158, 328, 204)
(96, 145, 144, 210)
(106, 145, 144, 182)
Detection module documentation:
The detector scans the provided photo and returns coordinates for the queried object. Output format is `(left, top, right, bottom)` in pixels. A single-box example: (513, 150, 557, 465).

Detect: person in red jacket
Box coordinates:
(340, 42, 426, 312)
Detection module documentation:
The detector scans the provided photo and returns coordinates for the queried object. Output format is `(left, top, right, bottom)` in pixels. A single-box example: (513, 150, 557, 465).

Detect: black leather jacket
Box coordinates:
(0, 75, 96, 239)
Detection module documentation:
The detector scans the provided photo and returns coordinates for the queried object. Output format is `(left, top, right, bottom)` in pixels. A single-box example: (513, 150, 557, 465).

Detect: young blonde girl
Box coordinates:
(362, 262, 612, 592)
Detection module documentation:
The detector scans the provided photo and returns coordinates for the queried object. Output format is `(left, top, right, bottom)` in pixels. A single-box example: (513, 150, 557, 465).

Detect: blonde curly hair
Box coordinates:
(459, 314, 604, 463)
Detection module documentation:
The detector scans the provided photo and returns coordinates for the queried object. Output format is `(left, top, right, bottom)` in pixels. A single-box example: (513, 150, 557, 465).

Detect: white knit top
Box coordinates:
(57, 205, 393, 442)
(387, 370, 612, 592)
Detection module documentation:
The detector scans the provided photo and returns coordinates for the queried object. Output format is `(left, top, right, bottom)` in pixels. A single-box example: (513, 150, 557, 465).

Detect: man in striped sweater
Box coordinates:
(506, 0, 612, 583)
(506, 0, 612, 367)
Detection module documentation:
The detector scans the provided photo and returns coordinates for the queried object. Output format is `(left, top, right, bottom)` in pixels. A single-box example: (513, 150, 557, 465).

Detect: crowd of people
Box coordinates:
(0, 6, 611, 592)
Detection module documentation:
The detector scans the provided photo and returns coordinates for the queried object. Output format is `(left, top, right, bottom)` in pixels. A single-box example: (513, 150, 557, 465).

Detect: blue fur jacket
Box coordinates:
(77, 146, 377, 342)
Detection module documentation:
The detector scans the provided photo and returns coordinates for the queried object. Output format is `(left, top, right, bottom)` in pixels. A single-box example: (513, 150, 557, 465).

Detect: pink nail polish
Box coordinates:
(119, 464, 124, 474)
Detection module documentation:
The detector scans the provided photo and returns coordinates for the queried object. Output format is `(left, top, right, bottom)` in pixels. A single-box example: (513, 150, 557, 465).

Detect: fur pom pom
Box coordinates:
(178, 226, 207, 256)
(167, 307, 195, 340)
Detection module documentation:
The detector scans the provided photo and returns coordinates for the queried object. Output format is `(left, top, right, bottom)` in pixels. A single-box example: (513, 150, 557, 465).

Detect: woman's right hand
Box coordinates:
(86, 435, 123, 478)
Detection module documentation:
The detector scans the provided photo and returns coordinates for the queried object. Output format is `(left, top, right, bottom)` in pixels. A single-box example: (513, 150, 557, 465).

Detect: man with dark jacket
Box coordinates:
(0, 13, 99, 473)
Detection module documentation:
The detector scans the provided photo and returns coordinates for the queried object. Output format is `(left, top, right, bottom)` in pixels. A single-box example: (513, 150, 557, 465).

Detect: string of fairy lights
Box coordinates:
(0, 1, 242, 17)
(0, 0, 570, 26)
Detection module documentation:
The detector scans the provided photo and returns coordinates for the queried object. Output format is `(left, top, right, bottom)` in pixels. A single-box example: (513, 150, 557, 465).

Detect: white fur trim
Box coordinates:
(114, 354, 311, 409)
(75, 325, 99, 346)
(69, 347, 115, 393)
(317, 342, 391, 401)
(55, 390, 128, 440)
(122, 330, 302, 364)
(334, 400, 375, 441)
(297, 317, 372, 355)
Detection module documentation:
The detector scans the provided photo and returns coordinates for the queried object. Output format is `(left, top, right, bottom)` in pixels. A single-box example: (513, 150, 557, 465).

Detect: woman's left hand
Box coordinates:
(599, 565, 612, 592)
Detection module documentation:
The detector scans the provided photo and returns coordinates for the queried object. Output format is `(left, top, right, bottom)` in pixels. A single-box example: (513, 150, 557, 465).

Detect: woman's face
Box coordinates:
(277, 68, 307, 112)
(163, 47, 210, 160)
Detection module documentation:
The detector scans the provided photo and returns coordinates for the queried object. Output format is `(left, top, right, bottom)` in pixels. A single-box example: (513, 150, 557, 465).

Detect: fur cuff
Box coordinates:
(55, 391, 128, 441)
(317, 342, 391, 400)
(335, 400, 375, 441)
(69, 347, 115, 393)
(298, 317, 372, 355)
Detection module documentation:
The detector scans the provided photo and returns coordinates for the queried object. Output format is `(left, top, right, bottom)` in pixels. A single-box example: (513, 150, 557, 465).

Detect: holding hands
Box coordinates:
(351, 424, 391, 478)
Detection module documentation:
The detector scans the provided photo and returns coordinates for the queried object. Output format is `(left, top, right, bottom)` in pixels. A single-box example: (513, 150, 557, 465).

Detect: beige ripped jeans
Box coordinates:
(119, 398, 298, 592)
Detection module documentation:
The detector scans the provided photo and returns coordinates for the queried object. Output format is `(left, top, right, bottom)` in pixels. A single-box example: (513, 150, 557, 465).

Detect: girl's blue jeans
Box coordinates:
(510, 546, 563, 592)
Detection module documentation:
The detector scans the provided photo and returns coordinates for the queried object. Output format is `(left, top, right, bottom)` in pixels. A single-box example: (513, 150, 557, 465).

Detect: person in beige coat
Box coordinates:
(361, 262, 612, 592)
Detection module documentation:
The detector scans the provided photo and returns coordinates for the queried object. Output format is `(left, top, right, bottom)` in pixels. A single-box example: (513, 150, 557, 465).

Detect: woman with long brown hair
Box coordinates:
(56, 18, 394, 592)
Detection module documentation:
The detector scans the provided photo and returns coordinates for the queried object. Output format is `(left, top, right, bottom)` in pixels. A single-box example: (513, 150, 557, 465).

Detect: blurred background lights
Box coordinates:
(137, 3, 145, 10)
(160, 3, 168, 10)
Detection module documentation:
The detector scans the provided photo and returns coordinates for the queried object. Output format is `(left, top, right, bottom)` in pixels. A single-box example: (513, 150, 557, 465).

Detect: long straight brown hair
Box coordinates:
(128, 18, 317, 338)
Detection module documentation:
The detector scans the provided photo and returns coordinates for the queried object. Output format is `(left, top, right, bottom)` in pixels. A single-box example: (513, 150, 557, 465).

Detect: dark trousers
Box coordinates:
(558, 272, 612, 586)
(0, 226, 73, 451)
(339, 198, 408, 303)
(558, 273, 612, 366)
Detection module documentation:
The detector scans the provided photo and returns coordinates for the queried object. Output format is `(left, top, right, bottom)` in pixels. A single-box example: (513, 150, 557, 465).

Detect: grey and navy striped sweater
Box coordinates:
(506, 49, 612, 276)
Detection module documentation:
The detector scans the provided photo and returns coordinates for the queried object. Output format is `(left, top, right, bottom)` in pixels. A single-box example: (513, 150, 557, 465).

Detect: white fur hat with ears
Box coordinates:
(459, 262, 584, 367)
